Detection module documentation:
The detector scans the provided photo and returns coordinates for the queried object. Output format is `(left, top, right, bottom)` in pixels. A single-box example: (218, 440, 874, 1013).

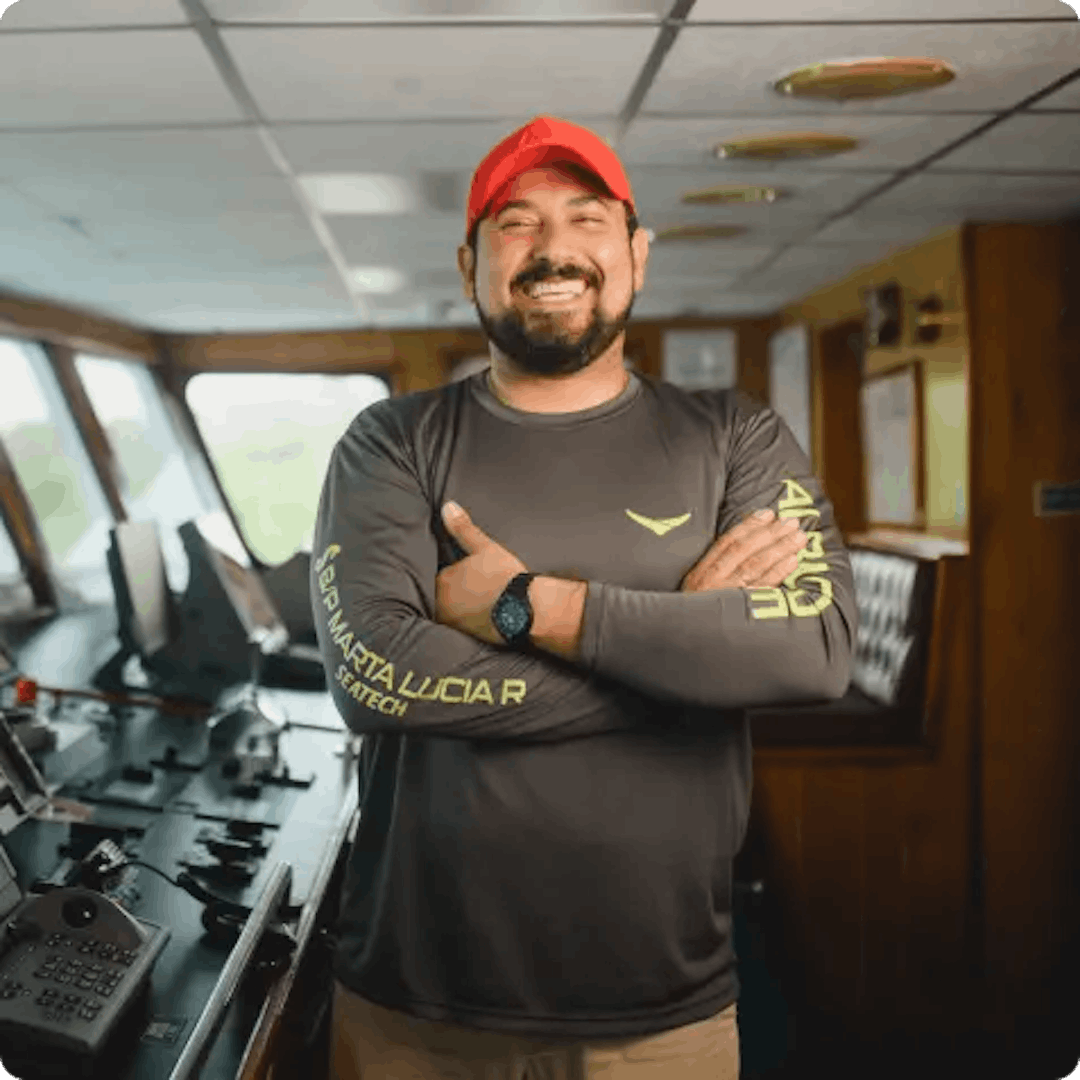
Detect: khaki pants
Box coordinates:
(330, 980, 739, 1080)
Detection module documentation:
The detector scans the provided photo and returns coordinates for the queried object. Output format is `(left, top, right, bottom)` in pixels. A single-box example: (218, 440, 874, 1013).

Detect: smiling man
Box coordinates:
(313, 116, 856, 1080)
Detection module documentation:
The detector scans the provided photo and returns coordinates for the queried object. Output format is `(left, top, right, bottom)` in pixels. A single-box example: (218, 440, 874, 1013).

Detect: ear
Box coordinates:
(630, 225, 649, 293)
(457, 244, 476, 302)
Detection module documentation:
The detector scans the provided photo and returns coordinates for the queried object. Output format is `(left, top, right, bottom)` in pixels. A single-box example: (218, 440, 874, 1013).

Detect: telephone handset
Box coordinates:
(0, 875, 170, 1058)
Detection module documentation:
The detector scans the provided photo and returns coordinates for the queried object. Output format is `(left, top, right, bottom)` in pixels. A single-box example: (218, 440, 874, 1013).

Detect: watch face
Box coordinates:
(495, 595, 531, 640)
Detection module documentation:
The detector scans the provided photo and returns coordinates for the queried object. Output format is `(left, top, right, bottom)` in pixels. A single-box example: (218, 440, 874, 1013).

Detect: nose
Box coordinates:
(527, 219, 588, 276)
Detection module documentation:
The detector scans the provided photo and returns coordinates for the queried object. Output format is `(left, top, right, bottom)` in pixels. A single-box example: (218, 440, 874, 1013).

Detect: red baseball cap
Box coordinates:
(465, 116, 635, 240)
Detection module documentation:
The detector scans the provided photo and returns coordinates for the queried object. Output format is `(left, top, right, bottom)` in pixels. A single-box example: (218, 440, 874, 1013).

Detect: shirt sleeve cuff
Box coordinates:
(577, 580, 608, 671)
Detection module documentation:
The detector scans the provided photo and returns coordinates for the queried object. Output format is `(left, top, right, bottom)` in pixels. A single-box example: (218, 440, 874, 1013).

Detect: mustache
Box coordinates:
(512, 260, 599, 292)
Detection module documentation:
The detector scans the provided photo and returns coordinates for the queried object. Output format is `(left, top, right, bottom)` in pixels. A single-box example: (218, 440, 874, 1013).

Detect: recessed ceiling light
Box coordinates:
(716, 133, 859, 161)
(774, 57, 956, 102)
(654, 225, 748, 241)
(681, 185, 785, 205)
(300, 174, 416, 215)
(349, 267, 407, 295)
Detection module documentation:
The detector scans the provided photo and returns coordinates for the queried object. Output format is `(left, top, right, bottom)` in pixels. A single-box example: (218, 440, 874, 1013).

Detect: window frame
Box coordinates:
(178, 367, 394, 568)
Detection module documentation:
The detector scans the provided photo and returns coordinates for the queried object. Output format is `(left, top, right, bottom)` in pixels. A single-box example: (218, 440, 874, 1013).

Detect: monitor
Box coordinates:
(182, 516, 288, 655)
(109, 521, 176, 659)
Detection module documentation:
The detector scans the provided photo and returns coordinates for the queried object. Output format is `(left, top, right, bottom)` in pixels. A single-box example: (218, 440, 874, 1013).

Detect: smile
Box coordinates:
(518, 279, 590, 304)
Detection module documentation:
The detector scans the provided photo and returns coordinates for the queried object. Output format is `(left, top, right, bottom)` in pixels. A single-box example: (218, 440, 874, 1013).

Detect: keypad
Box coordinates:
(24, 934, 139, 1020)
(0, 977, 30, 1000)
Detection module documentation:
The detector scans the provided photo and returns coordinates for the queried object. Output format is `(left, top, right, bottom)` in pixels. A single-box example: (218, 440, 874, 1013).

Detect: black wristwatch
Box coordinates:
(491, 572, 537, 647)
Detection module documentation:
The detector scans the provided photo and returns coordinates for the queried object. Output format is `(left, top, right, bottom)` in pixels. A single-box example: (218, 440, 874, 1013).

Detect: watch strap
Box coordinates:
(494, 572, 536, 646)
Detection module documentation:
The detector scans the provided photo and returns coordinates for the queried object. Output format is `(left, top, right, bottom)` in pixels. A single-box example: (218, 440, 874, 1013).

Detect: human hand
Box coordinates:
(680, 508, 808, 593)
(436, 502, 527, 643)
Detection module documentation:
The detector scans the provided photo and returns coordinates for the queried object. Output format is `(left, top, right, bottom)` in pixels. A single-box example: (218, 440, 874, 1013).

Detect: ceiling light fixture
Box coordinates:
(716, 133, 859, 161)
(349, 267, 407, 295)
(653, 225, 748, 241)
(300, 174, 416, 215)
(681, 185, 785, 205)
(773, 57, 956, 102)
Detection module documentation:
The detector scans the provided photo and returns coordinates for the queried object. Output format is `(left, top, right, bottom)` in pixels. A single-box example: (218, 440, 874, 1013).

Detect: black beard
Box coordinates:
(475, 284, 635, 377)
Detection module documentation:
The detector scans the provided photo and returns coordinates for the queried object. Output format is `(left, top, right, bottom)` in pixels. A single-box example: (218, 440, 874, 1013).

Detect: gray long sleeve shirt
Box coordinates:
(311, 369, 855, 1041)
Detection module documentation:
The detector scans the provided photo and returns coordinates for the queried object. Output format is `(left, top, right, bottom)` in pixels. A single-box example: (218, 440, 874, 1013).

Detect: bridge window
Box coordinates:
(0, 338, 113, 605)
(75, 353, 224, 591)
(184, 372, 390, 566)
(0, 516, 33, 618)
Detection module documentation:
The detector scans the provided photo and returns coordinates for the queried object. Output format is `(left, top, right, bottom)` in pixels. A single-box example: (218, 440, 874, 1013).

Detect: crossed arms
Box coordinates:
(311, 399, 856, 743)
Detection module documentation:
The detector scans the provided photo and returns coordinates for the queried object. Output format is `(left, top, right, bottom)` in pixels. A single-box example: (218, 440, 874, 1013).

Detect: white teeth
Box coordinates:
(523, 280, 587, 299)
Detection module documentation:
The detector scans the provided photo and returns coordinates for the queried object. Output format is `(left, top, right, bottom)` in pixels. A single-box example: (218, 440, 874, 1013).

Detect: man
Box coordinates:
(312, 116, 855, 1080)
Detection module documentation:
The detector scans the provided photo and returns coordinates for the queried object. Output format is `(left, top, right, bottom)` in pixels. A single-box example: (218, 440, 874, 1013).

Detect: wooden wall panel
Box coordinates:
(964, 222, 1080, 1050)
(816, 319, 868, 536)
(165, 317, 779, 397)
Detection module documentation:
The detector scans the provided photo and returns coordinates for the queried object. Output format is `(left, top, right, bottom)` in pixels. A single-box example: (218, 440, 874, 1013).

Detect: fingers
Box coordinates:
(744, 549, 802, 588)
(441, 501, 491, 555)
(732, 521, 807, 586)
(702, 511, 803, 580)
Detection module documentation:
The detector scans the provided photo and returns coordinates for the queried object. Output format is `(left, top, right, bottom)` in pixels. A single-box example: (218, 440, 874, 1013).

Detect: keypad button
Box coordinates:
(98, 987, 114, 997)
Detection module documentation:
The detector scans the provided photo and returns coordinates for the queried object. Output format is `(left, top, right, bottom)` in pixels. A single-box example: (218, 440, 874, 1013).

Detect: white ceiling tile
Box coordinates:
(223, 25, 657, 120)
(763, 240, 921, 274)
(621, 115, 987, 169)
(0, 128, 282, 184)
(0, 30, 243, 127)
(812, 216, 959, 244)
(627, 166, 884, 214)
(735, 249, 876, 295)
(4, 254, 357, 333)
(206, 0, 669, 19)
(274, 118, 618, 174)
(1, 176, 333, 308)
(646, 244, 776, 274)
(646, 217, 810, 247)
(626, 166, 888, 241)
(8, 174, 327, 271)
(869, 171, 1080, 218)
(1030, 76, 1080, 110)
(413, 267, 466, 289)
(646, 23, 1080, 115)
(0, 0, 186, 29)
(689, 0, 1074, 19)
(927, 113, 1080, 170)
(327, 214, 467, 268)
(11, 173, 298, 222)
(642, 270, 743, 291)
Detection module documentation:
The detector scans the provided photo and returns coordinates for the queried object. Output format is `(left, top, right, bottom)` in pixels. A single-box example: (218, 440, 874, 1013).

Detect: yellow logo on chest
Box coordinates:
(625, 509, 692, 537)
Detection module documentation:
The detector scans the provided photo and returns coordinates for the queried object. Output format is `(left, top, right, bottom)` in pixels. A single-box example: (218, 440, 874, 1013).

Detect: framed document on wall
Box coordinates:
(768, 323, 811, 456)
(662, 329, 737, 391)
(860, 363, 924, 527)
